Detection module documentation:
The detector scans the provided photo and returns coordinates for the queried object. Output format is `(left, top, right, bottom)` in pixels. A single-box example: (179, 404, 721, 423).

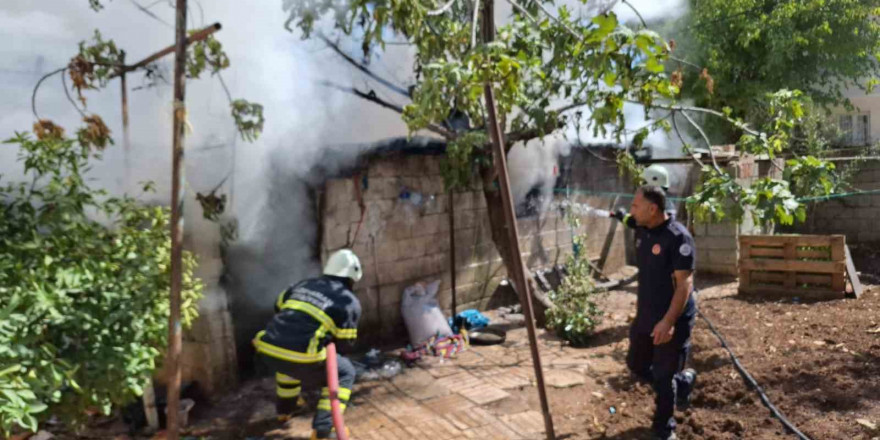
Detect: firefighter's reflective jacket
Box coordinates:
(253, 275, 361, 363)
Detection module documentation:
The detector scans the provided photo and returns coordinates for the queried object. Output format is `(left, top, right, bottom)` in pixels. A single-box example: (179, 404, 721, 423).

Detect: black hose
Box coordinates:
(697, 309, 814, 440)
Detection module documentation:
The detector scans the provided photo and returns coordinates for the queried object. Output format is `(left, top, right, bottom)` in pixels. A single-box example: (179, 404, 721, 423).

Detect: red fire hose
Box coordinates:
(325, 343, 350, 440)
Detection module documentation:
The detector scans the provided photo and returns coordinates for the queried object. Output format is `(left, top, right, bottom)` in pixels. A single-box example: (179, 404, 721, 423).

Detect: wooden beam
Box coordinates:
(740, 259, 846, 274)
(845, 245, 863, 298)
(108, 22, 222, 80)
(741, 235, 846, 252)
(482, 0, 555, 437)
(739, 285, 841, 300)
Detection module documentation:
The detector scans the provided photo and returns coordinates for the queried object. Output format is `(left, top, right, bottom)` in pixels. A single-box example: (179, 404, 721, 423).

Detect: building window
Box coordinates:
(838, 114, 871, 146)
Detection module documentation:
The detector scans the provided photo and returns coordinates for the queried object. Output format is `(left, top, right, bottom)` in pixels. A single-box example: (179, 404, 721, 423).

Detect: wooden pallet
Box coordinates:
(738, 235, 847, 299)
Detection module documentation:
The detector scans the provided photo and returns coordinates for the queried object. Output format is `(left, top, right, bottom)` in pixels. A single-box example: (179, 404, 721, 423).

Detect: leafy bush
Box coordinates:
(545, 215, 606, 346)
(0, 124, 203, 435)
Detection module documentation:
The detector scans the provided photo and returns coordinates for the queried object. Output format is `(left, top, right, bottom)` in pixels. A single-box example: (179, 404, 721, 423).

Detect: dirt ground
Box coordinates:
(56, 273, 880, 440)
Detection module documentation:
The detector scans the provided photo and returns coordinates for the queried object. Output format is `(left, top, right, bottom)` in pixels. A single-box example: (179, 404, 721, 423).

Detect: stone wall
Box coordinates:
(320, 150, 629, 343)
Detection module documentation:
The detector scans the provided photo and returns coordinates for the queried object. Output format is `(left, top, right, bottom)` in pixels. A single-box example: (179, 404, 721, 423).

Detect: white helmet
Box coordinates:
(643, 164, 670, 190)
(323, 249, 363, 283)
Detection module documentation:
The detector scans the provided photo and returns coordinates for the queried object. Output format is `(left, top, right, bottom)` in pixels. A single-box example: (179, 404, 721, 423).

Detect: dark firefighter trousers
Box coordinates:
(261, 353, 356, 433)
(626, 314, 695, 435)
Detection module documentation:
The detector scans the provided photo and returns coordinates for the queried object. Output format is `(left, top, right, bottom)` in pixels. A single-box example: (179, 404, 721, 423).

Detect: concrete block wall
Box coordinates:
(795, 160, 880, 242)
(693, 222, 740, 275)
(155, 193, 239, 400)
(320, 151, 629, 343)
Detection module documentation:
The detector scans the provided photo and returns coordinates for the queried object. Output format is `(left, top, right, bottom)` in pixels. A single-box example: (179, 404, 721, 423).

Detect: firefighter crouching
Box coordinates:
(253, 249, 362, 440)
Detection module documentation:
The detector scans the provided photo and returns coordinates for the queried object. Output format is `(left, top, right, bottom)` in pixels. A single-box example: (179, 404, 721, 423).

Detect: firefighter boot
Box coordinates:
(275, 396, 307, 422)
(675, 368, 697, 410)
(310, 427, 350, 439)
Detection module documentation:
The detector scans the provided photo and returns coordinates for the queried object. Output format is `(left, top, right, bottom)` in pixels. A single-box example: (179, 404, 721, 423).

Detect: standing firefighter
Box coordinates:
(611, 186, 697, 440)
(253, 249, 362, 440)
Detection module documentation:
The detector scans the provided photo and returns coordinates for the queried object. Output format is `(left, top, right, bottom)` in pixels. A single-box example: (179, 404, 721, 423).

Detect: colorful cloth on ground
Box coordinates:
(401, 330, 469, 363)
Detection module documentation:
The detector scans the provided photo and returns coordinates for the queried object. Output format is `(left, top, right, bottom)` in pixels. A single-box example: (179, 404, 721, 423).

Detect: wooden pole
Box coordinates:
(449, 192, 457, 315)
(120, 51, 133, 194)
(108, 23, 221, 80)
(481, 1, 555, 438)
(165, 0, 188, 438)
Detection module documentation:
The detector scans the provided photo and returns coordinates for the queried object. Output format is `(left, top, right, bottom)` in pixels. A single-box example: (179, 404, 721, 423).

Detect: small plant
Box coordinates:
(545, 212, 606, 346)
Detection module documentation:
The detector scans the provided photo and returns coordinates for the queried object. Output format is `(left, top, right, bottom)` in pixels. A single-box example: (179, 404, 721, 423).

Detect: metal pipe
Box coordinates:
(108, 22, 221, 80)
(481, 1, 555, 437)
(165, 1, 188, 438)
(449, 192, 457, 315)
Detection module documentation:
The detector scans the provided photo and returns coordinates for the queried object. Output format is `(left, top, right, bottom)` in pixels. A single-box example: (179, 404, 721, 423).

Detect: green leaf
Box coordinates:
(592, 14, 618, 38)
(644, 57, 664, 73)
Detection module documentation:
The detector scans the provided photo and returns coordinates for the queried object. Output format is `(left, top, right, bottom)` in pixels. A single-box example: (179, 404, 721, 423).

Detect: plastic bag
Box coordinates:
(401, 280, 452, 345)
(448, 309, 490, 332)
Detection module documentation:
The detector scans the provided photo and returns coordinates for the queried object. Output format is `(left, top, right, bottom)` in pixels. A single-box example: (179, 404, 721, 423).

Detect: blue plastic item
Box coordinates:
(448, 309, 490, 333)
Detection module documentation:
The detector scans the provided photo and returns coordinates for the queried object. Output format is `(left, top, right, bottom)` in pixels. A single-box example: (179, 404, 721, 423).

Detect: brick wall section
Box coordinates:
(321, 151, 628, 342)
(794, 160, 880, 242)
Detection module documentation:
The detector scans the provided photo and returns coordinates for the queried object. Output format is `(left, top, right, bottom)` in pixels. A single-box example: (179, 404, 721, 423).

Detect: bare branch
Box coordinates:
(31, 67, 67, 120)
(671, 113, 708, 169)
(128, 0, 174, 28)
(317, 34, 411, 98)
(505, 0, 579, 39)
(60, 71, 87, 119)
(427, 0, 457, 15)
(620, 0, 647, 28)
(471, 0, 481, 49)
(679, 110, 722, 174)
(669, 55, 703, 72)
(318, 81, 455, 139)
(217, 72, 234, 104)
(505, 0, 539, 25)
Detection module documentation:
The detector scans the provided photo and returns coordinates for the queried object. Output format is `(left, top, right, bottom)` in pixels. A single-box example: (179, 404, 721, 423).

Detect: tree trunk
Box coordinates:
(479, 166, 554, 327)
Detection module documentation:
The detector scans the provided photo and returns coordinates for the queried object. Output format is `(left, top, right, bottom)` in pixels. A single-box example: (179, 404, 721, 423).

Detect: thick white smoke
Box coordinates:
(0, 0, 689, 362)
(0, 0, 415, 360)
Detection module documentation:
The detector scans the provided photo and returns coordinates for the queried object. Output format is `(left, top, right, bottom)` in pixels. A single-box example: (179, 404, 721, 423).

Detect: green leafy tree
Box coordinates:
(666, 0, 880, 142)
(0, 125, 203, 436)
(279, 0, 840, 301)
(0, 1, 266, 434)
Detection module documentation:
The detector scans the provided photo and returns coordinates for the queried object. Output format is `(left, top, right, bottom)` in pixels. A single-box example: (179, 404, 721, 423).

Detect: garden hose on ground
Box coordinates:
(697, 309, 813, 440)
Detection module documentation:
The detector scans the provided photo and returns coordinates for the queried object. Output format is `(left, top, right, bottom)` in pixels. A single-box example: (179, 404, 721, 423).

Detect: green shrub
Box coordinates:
(0, 125, 203, 435)
(545, 216, 606, 346)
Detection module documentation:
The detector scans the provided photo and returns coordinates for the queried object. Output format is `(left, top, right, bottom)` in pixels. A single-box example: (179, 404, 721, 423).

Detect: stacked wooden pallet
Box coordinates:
(738, 235, 849, 299)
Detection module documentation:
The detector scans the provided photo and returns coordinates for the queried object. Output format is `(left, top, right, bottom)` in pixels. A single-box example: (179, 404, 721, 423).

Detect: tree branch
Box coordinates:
(621, 0, 647, 28)
(506, 0, 579, 40)
(505, 0, 539, 26)
(471, 0, 481, 49)
(427, 0, 457, 15)
(31, 67, 68, 120)
(60, 71, 87, 119)
(317, 33, 411, 98)
(127, 0, 174, 28)
(318, 81, 455, 139)
(669, 55, 703, 72)
(679, 109, 723, 174)
(671, 113, 708, 170)
(217, 72, 234, 104)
